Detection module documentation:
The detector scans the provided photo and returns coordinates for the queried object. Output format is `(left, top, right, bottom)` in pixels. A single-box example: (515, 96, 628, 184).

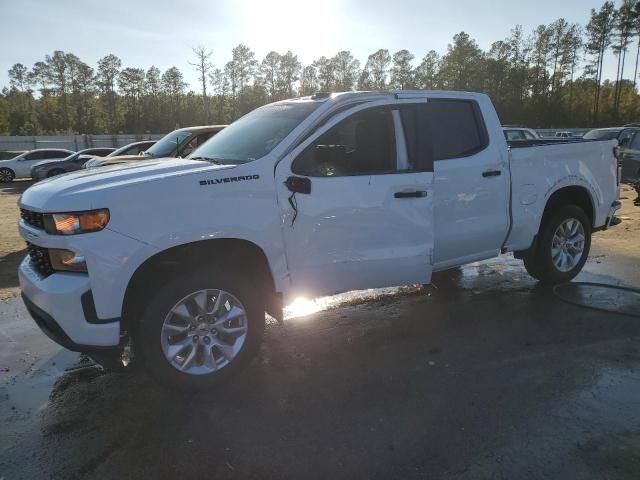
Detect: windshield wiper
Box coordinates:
(189, 156, 232, 165)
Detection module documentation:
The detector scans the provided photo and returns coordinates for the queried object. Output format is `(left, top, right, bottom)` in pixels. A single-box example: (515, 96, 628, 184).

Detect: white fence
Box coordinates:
(0, 134, 164, 152)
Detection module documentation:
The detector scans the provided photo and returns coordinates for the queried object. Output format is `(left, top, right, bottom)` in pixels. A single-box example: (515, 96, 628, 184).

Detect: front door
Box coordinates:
(275, 103, 434, 299)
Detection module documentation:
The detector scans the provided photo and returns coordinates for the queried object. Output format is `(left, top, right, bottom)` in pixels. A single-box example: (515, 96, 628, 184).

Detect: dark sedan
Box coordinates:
(30, 148, 115, 180)
(615, 130, 640, 182)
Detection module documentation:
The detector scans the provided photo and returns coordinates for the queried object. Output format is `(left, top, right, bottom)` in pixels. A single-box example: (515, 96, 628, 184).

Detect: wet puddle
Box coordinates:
(554, 283, 640, 317)
(284, 253, 531, 319)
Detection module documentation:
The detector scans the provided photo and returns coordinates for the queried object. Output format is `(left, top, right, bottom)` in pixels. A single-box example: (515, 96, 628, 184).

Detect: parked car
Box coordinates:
(554, 131, 574, 138)
(0, 149, 74, 182)
(583, 126, 640, 145)
(18, 91, 620, 390)
(107, 140, 157, 157)
(83, 126, 225, 169)
(30, 148, 115, 180)
(503, 127, 540, 141)
(613, 129, 640, 182)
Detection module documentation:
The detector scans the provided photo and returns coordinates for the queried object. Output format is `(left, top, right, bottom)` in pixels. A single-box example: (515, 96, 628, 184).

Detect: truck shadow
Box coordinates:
(0, 248, 27, 291)
(0, 179, 34, 195)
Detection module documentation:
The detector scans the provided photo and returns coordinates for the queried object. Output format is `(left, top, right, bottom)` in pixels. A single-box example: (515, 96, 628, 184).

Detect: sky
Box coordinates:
(0, 0, 629, 91)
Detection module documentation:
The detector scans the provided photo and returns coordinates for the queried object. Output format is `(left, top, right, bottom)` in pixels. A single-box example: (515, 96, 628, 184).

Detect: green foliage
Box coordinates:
(5, 3, 640, 136)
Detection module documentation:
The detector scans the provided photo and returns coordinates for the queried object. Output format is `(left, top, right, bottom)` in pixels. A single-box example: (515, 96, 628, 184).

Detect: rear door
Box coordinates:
(275, 102, 434, 299)
(426, 98, 510, 268)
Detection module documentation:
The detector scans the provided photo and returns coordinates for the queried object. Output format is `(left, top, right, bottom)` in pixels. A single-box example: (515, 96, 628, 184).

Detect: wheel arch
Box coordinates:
(542, 185, 595, 227)
(121, 238, 281, 333)
(514, 185, 595, 259)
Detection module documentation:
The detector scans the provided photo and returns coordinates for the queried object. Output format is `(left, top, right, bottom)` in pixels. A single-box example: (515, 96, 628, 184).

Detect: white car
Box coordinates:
(555, 131, 574, 138)
(17, 91, 620, 390)
(503, 127, 539, 141)
(0, 149, 74, 182)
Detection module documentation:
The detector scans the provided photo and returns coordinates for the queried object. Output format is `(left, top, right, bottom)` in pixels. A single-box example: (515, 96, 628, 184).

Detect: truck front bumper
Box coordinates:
(19, 257, 121, 351)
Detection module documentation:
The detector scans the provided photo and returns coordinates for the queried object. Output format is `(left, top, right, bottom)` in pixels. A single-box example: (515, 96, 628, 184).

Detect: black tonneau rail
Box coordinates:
(507, 138, 611, 148)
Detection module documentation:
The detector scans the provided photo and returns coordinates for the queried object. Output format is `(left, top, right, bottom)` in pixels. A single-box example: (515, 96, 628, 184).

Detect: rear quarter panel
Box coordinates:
(506, 140, 618, 251)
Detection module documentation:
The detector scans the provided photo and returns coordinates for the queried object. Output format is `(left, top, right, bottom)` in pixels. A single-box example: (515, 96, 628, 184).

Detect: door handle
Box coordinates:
(482, 169, 502, 177)
(394, 190, 428, 198)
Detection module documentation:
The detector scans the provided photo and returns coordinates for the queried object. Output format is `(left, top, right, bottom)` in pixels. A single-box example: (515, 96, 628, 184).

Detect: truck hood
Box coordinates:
(20, 158, 234, 212)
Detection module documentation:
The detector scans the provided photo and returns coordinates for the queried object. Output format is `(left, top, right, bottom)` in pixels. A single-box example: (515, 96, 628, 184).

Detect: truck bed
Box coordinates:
(507, 138, 600, 148)
(504, 139, 619, 252)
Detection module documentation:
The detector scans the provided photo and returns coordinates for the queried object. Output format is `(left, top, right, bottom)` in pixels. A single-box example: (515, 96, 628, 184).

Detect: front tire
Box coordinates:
(0, 167, 15, 183)
(523, 205, 591, 285)
(133, 270, 264, 390)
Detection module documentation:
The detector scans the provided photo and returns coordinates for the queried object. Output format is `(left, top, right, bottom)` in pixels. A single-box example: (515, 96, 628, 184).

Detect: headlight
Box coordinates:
(43, 209, 110, 235)
(49, 249, 87, 272)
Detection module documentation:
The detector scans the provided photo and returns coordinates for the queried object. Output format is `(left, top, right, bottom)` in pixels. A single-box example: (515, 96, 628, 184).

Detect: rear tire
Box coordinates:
(0, 168, 15, 183)
(133, 270, 264, 391)
(523, 205, 591, 285)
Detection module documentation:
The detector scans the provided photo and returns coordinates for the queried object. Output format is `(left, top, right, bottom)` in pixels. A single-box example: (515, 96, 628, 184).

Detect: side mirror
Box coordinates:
(285, 176, 311, 194)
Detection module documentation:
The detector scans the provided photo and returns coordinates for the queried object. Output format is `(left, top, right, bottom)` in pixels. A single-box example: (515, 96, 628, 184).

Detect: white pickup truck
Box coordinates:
(18, 91, 621, 389)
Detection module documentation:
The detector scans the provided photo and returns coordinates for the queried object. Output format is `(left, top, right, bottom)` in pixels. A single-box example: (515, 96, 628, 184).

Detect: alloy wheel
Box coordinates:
(551, 218, 585, 272)
(160, 289, 248, 375)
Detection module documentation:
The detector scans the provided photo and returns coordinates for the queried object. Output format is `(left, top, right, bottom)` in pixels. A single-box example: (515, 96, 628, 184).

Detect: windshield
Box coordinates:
(188, 101, 321, 163)
(145, 131, 192, 158)
(109, 143, 145, 157)
(55, 152, 77, 162)
(583, 129, 620, 140)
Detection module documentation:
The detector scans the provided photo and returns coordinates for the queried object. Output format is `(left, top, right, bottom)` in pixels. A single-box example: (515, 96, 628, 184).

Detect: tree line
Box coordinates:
(2, 1, 640, 136)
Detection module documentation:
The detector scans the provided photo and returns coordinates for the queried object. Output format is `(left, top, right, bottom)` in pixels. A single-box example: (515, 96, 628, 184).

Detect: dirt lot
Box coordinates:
(0, 180, 30, 299)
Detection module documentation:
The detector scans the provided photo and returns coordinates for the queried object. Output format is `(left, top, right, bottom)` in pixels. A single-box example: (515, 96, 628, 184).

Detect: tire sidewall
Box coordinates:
(134, 270, 265, 390)
(536, 205, 591, 284)
(0, 168, 15, 182)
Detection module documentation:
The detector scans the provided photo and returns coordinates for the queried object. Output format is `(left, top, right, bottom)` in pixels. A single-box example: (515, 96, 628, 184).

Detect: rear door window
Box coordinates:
(24, 151, 46, 160)
(629, 132, 640, 149)
(428, 100, 487, 160)
(43, 151, 67, 159)
(399, 99, 488, 170)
